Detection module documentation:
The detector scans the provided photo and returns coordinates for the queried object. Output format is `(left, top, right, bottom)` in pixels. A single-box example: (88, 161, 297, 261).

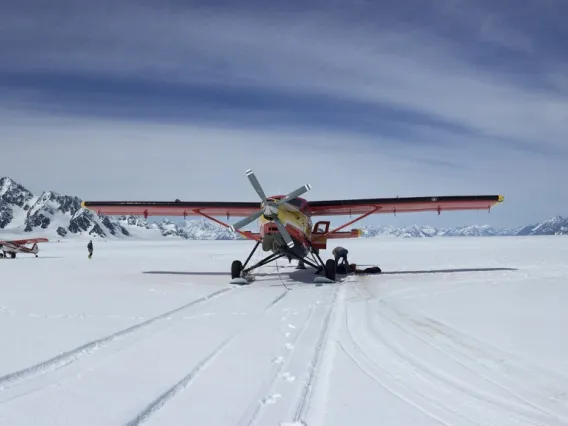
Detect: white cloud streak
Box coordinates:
(3, 5, 568, 149)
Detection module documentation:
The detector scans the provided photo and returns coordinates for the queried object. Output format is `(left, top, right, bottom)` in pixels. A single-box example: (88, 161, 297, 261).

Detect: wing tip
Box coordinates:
(497, 195, 504, 202)
(81, 201, 86, 208)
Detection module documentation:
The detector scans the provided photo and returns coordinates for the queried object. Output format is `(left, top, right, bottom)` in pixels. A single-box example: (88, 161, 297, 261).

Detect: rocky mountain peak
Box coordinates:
(0, 176, 130, 238)
(0, 176, 35, 209)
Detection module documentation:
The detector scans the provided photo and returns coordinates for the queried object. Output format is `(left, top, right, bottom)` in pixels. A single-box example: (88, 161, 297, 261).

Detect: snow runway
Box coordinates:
(1, 236, 568, 425)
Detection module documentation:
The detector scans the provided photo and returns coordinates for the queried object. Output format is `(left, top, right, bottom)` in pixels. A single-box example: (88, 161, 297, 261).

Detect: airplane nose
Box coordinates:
(263, 204, 279, 219)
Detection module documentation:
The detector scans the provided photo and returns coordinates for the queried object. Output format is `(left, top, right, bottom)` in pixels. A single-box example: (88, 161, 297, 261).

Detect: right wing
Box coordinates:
(308, 195, 504, 216)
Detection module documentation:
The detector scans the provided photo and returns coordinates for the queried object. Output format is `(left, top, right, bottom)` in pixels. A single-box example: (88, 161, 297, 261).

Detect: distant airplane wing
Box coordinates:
(308, 195, 504, 216)
(0, 238, 49, 244)
(80, 201, 261, 218)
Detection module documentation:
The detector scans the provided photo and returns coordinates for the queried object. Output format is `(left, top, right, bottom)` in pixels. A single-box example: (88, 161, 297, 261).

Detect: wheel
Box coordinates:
(231, 260, 243, 279)
(10, 252, 15, 259)
(325, 259, 336, 281)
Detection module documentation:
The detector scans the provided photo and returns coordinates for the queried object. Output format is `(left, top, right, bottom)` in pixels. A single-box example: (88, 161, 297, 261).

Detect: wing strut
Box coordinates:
(193, 210, 262, 242)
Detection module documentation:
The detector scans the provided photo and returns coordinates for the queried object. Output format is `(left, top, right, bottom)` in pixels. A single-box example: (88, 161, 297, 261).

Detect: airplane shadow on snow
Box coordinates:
(142, 267, 517, 286)
(380, 267, 518, 275)
(143, 271, 230, 276)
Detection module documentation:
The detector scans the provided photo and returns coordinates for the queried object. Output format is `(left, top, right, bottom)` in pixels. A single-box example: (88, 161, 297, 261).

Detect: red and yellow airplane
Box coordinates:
(81, 169, 503, 282)
(0, 237, 49, 258)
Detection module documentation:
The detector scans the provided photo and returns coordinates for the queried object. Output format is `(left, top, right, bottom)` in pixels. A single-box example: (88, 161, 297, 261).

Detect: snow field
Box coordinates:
(0, 236, 568, 425)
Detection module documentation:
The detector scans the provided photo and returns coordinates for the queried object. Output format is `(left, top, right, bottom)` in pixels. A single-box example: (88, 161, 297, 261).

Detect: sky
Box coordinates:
(1, 0, 567, 229)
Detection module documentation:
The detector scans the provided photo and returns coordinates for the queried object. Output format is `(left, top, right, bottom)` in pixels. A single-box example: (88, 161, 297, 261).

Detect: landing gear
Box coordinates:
(229, 237, 338, 285)
(229, 240, 262, 285)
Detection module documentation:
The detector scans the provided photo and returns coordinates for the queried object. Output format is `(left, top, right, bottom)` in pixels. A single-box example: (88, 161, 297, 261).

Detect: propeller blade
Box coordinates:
(274, 217, 295, 248)
(229, 209, 264, 232)
(245, 169, 267, 202)
(275, 184, 312, 205)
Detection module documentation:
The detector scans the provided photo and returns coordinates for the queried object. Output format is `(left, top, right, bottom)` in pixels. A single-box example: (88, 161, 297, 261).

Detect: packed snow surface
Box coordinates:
(1, 236, 568, 425)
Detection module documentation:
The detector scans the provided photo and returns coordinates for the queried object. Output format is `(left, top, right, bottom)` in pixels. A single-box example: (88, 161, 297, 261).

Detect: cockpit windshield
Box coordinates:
(287, 198, 304, 209)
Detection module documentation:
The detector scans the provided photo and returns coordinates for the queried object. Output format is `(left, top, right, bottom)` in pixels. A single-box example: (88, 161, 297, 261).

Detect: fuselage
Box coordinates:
(0, 241, 39, 257)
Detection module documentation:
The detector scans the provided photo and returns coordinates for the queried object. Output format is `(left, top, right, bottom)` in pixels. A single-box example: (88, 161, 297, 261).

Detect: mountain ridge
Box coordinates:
(1, 176, 567, 240)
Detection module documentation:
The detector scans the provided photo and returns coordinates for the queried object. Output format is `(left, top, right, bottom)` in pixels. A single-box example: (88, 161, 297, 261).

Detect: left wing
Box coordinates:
(308, 195, 504, 216)
(80, 201, 261, 218)
(0, 238, 49, 244)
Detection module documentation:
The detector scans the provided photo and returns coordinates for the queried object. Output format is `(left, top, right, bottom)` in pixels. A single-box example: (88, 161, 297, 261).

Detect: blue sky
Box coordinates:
(1, 0, 567, 229)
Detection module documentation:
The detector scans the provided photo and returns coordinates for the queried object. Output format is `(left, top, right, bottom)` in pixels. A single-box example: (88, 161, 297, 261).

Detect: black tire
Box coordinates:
(325, 259, 336, 281)
(10, 252, 15, 259)
(231, 260, 243, 279)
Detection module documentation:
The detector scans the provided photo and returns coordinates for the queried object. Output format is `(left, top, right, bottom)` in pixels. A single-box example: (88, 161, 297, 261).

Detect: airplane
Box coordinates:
(0, 237, 49, 259)
(81, 169, 504, 283)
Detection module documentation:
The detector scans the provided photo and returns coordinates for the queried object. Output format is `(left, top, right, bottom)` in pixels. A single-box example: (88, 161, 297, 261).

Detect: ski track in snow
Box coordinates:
(372, 297, 568, 424)
(291, 284, 340, 424)
(338, 280, 568, 426)
(0, 285, 293, 405)
(0, 288, 233, 399)
(235, 292, 319, 426)
(237, 284, 341, 426)
(125, 336, 236, 426)
(124, 287, 298, 426)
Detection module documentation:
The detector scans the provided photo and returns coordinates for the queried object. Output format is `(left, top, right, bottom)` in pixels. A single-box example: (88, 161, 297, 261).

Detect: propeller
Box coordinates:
(229, 169, 311, 248)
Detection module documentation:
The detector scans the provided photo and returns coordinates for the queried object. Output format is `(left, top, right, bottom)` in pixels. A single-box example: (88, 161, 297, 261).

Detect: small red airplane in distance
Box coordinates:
(82, 169, 504, 283)
(0, 238, 49, 259)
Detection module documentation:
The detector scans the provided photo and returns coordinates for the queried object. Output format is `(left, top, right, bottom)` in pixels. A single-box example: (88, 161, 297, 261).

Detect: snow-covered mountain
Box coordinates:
(0, 177, 131, 239)
(359, 223, 514, 238)
(514, 216, 568, 236)
(2, 176, 568, 240)
(116, 216, 244, 240)
(438, 225, 515, 237)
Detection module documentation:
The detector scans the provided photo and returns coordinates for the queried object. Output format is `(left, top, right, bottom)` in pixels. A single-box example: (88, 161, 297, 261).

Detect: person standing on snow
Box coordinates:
(87, 240, 93, 259)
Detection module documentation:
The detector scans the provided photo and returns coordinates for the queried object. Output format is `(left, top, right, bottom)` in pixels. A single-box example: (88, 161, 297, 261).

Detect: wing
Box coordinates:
(308, 195, 504, 216)
(80, 201, 261, 217)
(0, 238, 49, 244)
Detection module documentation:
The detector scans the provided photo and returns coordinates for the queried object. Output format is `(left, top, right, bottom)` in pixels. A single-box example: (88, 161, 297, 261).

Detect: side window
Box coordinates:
(313, 221, 329, 233)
